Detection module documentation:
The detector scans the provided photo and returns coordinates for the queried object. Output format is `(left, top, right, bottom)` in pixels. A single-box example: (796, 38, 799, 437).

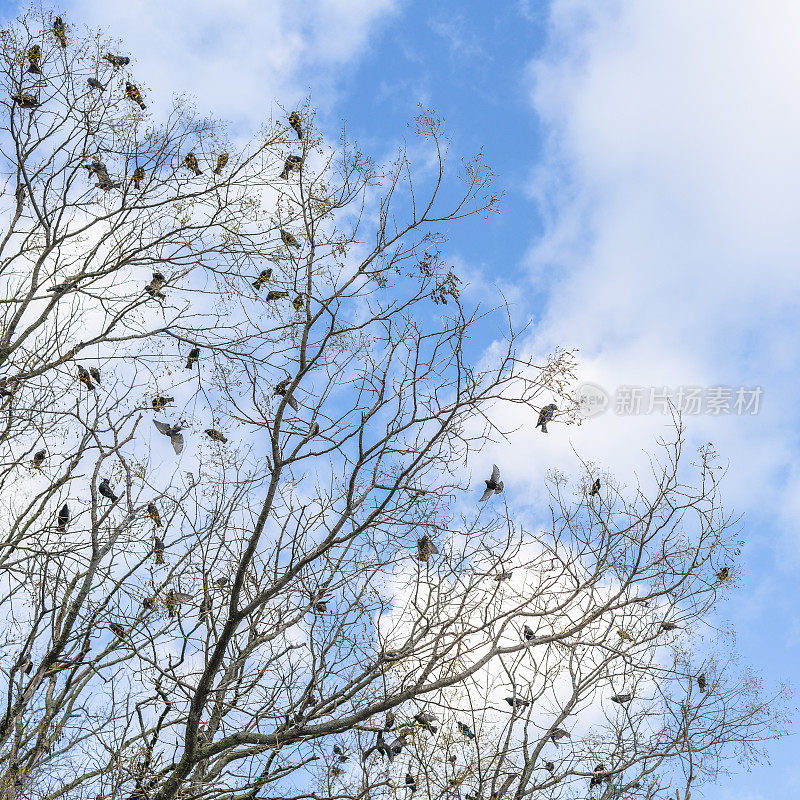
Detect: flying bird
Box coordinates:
(56, 502, 70, 533)
(536, 403, 557, 433)
(103, 53, 130, 68)
(27, 45, 41, 73)
(288, 111, 303, 139)
(590, 478, 601, 496)
(125, 82, 146, 110)
(549, 728, 570, 747)
(185, 347, 200, 369)
(52, 15, 67, 47)
(184, 153, 202, 175)
(11, 92, 40, 108)
(152, 536, 165, 564)
(457, 721, 475, 739)
(98, 478, 118, 502)
(610, 693, 633, 705)
(252, 268, 272, 289)
(87, 77, 106, 91)
(416, 536, 439, 561)
(132, 166, 145, 189)
(32, 449, 46, 469)
(265, 290, 289, 301)
(274, 377, 299, 411)
(153, 420, 184, 454)
(152, 395, 174, 411)
(213, 153, 228, 174)
(77, 365, 96, 391)
(204, 429, 228, 443)
(479, 464, 504, 501)
(281, 229, 300, 248)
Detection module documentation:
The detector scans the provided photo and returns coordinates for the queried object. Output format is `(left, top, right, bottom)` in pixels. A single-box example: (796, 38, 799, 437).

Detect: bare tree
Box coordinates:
(0, 9, 787, 800)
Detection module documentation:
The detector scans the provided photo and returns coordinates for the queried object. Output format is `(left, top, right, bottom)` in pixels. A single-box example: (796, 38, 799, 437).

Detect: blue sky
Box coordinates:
(3, 0, 798, 795)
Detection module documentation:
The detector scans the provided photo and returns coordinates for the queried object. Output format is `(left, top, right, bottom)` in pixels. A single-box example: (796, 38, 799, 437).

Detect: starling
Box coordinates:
(549, 728, 570, 747)
(214, 576, 229, 588)
(185, 347, 200, 369)
(590, 478, 601, 496)
(333, 744, 348, 761)
(457, 721, 474, 739)
(199, 594, 211, 619)
(292, 293, 305, 311)
(103, 53, 130, 68)
(697, 673, 707, 693)
(494, 571, 513, 581)
(523, 624, 536, 642)
(405, 773, 417, 794)
(617, 628, 634, 642)
(384, 710, 395, 730)
(413, 712, 438, 734)
(252, 268, 272, 289)
(265, 290, 289, 301)
(143, 596, 156, 610)
(125, 82, 146, 110)
(151, 395, 174, 411)
(213, 153, 228, 174)
(132, 166, 145, 189)
(52, 15, 67, 47)
(542, 762, 555, 772)
(281, 229, 300, 248)
(109, 622, 127, 640)
(152, 536, 165, 564)
(716, 567, 731, 583)
(660, 622, 678, 632)
(505, 697, 530, 708)
(164, 589, 178, 618)
(87, 77, 106, 91)
(32, 449, 46, 469)
(204, 428, 228, 443)
(536, 403, 557, 433)
(11, 92, 40, 108)
(98, 478, 118, 502)
(479, 464, 504, 501)
(49, 281, 76, 294)
(313, 599, 327, 613)
(273, 377, 299, 411)
(610, 693, 632, 705)
(89, 367, 101, 384)
(145, 273, 166, 300)
(184, 153, 202, 175)
(27, 45, 41, 73)
(288, 111, 303, 139)
(279, 155, 302, 179)
(589, 765, 608, 788)
(85, 159, 107, 177)
(416, 535, 439, 561)
(56, 502, 70, 533)
(77, 365, 96, 391)
(153, 420, 185, 454)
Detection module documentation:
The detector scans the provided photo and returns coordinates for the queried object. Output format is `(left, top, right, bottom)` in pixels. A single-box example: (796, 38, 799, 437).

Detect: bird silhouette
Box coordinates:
(77, 365, 96, 391)
(125, 82, 146, 110)
(52, 15, 67, 47)
(405, 773, 417, 794)
(274, 378, 299, 411)
(151, 395, 174, 411)
(590, 478, 601, 496)
(89, 367, 101, 385)
(697, 673, 707, 693)
(542, 761, 555, 772)
(505, 697, 530, 708)
(252, 268, 272, 289)
(56, 503, 70, 533)
(27, 45, 41, 73)
(87, 77, 106, 91)
(660, 622, 678, 632)
(11, 92, 40, 108)
(32, 449, 46, 469)
(153, 420, 184, 454)
(479, 464, 504, 501)
(549, 728, 570, 747)
(414, 712, 438, 734)
(457, 721, 475, 739)
(523, 624, 536, 642)
(288, 111, 303, 139)
(152, 536, 165, 564)
(103, 53, 130, 68)
(185, 347, 200, 369)
(184, 153, 202, 175)
(536, 404, 557, 433)
(98, 478, 118, 502)
(281, 229, 300, 248)
(265, 290, 289, 301)
(213, 153, 228, 174)
(416, 536, 439, 561)
(132, 166, 145, 189)
(610, 693, 632, 705)
(333, 744, 348, 761)
(589, 765, 608, 788)
(279, 155, 302, 179)
(204, 428, 228, 443)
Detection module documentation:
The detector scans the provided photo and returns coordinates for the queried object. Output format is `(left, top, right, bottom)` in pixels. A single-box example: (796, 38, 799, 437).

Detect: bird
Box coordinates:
(617, 628, 634, 642)
(89, 367, 101, 385)
(523, 624, 536, 642)
(279, 155, 302, 179)
(589, 765, 608, 788)
(11, 92, 40, 108)
(405, 774, 417, 794)
(125, 82, 146, 110)
(542, 762, 555, 772)
(697, 674, 707, 693)
(416, 536, 439, 561)
(109, 622, 127, 640)
(214, 576, 229, 588)
(384, 711, 395, 730)
(32, 449, 46, 469)
(288, 111, 303, 139)
(199, 594, 211, 619)
(56, 503, 70, 533)
(132, 166, 145, 189)
(252, 268, 272, 289)
(98, 478, 118, 502)
(27, 45, 41, 73)
(213, 153, 228, 174)
(292, 293, 305, 312)
(505, 697, 530, 708)
(103, 53, 130, 68)
(87, 77, 106, 91)
(281, 229, 300, 248)
(84, 159, 107, 177)
(313, 599, 327, 613)
(49, 280, 76, 294)
(152, 395, 174, 411)
(153, 420, 185, 454)
(184, 153, 202, 175)
(494, 571, 513, 581)
(204, 429, 228, 443)
(185, 347, 200, 369)
(660, 621, 679, 632)
(152, 536, 165, 564)
(97, 173, 120, 191)
(273, 378, 299, 411)
(479, 464, 504, 501)
(590, 478, 601, 496)
(333, 744, 348, 761)
(536, 403, 557, 433)
(413, 712, 438, 734)
(716, 567, 731, 583)
(265, 290, 289, 301)
(457, 721, 474, 739)
(549, 728, 570, 747)
(610, 693, 633, 705)
(52, 15, 67, 47)
(77, 365, 96, 391)
(144, 597, 156, 612)
(164, 589, 178, 618)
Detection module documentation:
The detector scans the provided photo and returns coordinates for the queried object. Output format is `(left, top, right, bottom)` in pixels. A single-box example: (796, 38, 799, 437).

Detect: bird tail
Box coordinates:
(279, 169, 289, 179)
(540, 422, 547, 433)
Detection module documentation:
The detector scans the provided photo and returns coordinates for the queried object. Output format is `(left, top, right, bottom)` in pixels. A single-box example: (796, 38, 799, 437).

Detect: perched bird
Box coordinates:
(457, 721, 475, 739)
(32, 449, 46, 469)
(152, 536, 165, 564)
(281, 229, 300, 248)
(153, 420, 185, 454)
(313, 598, 327, 613)
(610, 693, 633, 705)
(523, 624, 536, 642)
(56, 502, 70, 533)
(279, 155, 302, 179)
(617, 628, 634, 642)
(184, 153, 202, 175)
(125, 82, 146, 110)
(213, 153, 228, 174)
(273, 377, 299, 411)
(697, 673, 707, 693)
(143, 596, 156, 612)
(98, 478, 118, 502)
(288, 111, 303, 138)
(89, 367, 101, 384)
(590, 478, 601, 496)
(15, 185, 25, 204)
(49, 280, 76, 294)
(132, 166, 145, 189)
(52, 15, 67, 47)
(164, 589, 178, 618)
(716, 567, 731, 583)
(549, 728, 570, 747)
(589, 765, 608, 788)
(199, 594, 211, 619)
(109, 622, 127, 640)
(11, 92, 40, 108)
(405, 774, 417, 794)
(214, 576, 229, 588)
(479, 464, 504, 501)
(660, 621, 679, 632)
(292, 293, 305, 312)
(252, 268, 272, 289)
(265, 290, 289, 302)
(542, 762, 555, 773)
(87, 77, 106, 91)
(103, 53, 130, 68)
(536, 403, 558, 433)
(152, 395, 174, 411)
(204, 428, 228, 443)
(185, 347, 200, 369)
(384, 711, 395, 730)
(414, 712, 438, 734)
(333, 744, 348, 761)
(97, 174, 120, 191)
(77, 365, 96, 391)
(494, 570, 513, 581)
(416, 535, 439, 561)
(303, 420, 320, 441)
(27, 45, 41, 73)
(505, 697, 530, 708)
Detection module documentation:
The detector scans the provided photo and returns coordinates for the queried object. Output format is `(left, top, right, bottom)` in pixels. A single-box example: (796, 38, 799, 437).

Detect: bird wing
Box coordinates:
(153, 420, 171, 435)
(490, 464, 500, 483)
(286, 394, 299, 412)
(479, 486, 493, 502)
(171, 432, 185, 454)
